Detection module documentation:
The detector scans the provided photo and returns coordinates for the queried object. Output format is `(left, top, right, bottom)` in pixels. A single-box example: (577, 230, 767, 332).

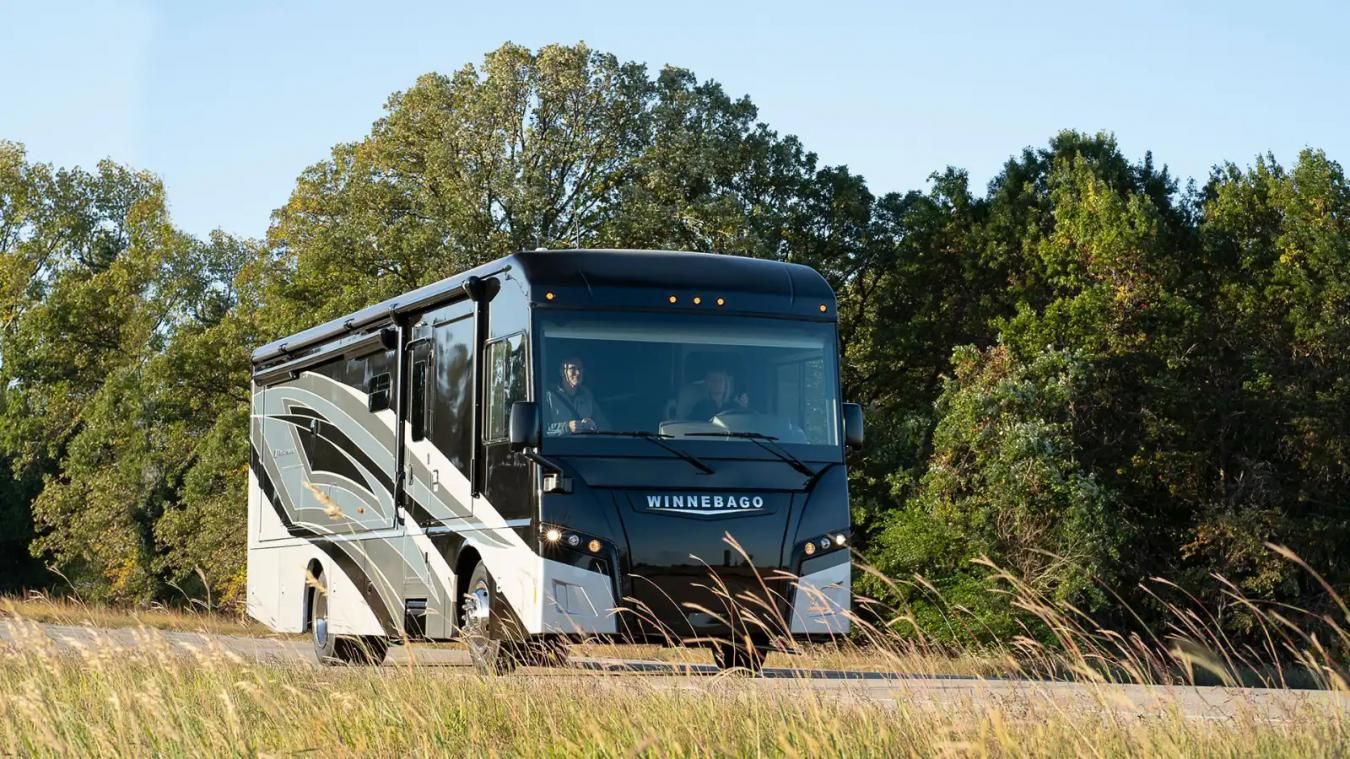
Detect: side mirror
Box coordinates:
(509, 401, 541, 451)
(843, 403, 864, 450)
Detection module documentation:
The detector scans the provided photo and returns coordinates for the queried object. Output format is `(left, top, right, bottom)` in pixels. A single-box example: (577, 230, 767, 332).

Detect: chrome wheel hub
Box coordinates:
(465, 586, 491, 624)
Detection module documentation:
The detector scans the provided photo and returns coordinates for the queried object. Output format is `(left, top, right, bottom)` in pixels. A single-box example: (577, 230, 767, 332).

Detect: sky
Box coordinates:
(2, 0, 1347, 241)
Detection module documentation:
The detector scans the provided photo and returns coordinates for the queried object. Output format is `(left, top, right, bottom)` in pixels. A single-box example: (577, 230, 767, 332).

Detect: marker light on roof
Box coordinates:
(716, 297, 726, 306)
(668, 295, 678, 304)
(545, 291, 555, 301)
(693, 296, 702, 305)
(819, 304, 828, 312)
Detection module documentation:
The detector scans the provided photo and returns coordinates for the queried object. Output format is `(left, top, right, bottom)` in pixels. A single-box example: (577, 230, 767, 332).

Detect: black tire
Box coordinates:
(461, 562, 567, 674)
(310, 572, 388, 666)
(713, 641, 766, 674)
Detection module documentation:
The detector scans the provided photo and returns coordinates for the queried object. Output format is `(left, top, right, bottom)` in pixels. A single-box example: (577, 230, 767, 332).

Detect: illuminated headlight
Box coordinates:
(800, 531, 850, 557)
(541, 524, 607, 557)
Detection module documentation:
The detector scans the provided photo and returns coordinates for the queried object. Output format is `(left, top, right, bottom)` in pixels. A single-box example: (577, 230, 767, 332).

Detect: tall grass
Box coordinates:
(1, 543, 1347, 756)
(0, 592, 266, 638)
(0, 614, 1345, 757)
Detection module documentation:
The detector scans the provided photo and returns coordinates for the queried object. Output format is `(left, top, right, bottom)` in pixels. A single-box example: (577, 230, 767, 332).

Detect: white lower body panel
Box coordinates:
(539, 559, 618, 634)
(246, 541, 385, 637)
(789, 562, 852, 635)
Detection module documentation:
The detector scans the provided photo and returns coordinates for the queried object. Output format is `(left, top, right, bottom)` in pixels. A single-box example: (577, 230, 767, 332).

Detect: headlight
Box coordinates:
(540, 524, 608, 555)
(800, 531, 850, 558)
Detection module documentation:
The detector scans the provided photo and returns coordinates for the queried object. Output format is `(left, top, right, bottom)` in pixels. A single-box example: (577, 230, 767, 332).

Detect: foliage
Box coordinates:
(0, 141, 258, 602)
(873, 345, 1120, 644)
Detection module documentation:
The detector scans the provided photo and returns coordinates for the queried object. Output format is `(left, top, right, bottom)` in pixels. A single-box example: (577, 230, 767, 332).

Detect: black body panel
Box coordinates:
(539, 454, 851, 642)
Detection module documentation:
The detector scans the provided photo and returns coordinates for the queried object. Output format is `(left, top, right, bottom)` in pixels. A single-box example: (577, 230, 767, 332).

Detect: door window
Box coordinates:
(484, 333, 526, 442)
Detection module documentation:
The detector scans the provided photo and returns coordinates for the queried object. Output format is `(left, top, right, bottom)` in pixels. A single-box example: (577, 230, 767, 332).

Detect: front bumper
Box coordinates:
(537, 557, 851, 640)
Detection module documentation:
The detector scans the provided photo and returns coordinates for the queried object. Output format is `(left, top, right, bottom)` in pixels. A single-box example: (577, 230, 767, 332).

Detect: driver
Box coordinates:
(688, 368, 749, 421)
(544, 355, 608, 436)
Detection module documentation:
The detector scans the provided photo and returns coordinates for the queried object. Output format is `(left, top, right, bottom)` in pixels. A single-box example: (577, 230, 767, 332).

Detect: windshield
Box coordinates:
(537, 311, 839, 446)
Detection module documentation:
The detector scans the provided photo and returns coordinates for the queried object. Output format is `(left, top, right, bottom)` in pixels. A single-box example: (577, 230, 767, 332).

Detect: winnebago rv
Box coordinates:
(247, 249, 862, 672)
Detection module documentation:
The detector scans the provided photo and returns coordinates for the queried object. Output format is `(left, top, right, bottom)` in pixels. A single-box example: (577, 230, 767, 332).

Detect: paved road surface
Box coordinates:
(2, 618, 1345, 723)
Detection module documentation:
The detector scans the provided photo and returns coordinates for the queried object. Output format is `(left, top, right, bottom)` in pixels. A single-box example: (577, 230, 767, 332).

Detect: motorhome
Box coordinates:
(246, 249, 862, 672)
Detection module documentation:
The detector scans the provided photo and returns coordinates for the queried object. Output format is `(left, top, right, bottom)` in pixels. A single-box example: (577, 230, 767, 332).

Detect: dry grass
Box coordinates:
(2, 544, 1348, 755)
(0, 615, 1344, 757)
(0, 595, 1015, 677)
(0, 593, 270, 638)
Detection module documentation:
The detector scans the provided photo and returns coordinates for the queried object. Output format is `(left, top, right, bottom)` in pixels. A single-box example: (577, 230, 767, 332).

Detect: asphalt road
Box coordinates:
(2, 618, 1346, 723)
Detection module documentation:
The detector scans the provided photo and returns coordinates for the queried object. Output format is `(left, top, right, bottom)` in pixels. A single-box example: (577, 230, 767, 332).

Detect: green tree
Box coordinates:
(1181, 151, 1350, 614)
(264, 42, 820, 335)
(0, 141, 258, 601)
(873, 345, 1120, 645)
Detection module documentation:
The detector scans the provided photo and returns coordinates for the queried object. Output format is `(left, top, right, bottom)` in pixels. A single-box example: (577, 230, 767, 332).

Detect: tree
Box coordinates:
(872, 344, 1120, 645)
(0, 142, 259, 601)
(1181, 151, 1350, 616)
(263, 42, 820, 335)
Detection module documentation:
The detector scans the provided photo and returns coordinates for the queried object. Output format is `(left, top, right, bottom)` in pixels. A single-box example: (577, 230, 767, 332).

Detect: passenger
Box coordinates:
(688, 368, 749, 421)
(544, 355, 608, 436)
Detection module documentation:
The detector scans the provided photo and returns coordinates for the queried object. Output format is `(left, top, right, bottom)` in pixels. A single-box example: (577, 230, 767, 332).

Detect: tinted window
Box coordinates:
(409, 360, 427, 441)
(537, 312, 839, 446)
(484, 333, 526, 442)
(367, 372, 391, 412)
(431, 315, 475, 478)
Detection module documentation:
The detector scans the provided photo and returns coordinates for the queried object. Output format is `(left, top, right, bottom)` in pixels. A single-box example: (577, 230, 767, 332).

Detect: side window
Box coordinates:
(367, 372, 391, 412)
(431, 314, 475, 478)
(410, 360, 428, 441)
(484, 333, 526, 442)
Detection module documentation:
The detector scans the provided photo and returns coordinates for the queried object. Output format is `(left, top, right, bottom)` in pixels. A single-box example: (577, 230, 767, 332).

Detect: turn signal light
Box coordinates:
(804, 541, 817, 556)
(588, 539, 602, 553)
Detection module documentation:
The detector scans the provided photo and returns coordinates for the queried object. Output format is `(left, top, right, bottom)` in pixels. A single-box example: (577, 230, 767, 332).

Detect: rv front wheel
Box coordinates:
(461, 562, 565, 673)
(309, 572, 388, 666)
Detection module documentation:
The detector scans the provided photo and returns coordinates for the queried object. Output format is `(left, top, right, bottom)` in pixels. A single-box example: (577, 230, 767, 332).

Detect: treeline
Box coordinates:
(1, 43, 1346, 644)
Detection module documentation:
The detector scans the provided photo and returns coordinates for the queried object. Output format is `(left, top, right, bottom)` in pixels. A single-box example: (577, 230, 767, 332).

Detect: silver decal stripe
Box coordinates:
(253, 371, 547, 634)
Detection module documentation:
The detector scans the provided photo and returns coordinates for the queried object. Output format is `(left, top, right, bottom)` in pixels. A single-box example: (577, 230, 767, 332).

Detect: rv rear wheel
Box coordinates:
(309, 574, 388, 666)
(461, 562, 567, 673)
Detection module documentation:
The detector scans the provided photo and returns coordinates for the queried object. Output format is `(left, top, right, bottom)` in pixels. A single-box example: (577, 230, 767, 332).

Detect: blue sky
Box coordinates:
(3, 0, 1347, 241)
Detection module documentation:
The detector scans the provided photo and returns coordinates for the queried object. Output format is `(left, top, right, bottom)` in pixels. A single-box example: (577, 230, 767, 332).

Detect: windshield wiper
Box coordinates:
(684, 431, 816, 478)
(571, 430, 715, 475)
